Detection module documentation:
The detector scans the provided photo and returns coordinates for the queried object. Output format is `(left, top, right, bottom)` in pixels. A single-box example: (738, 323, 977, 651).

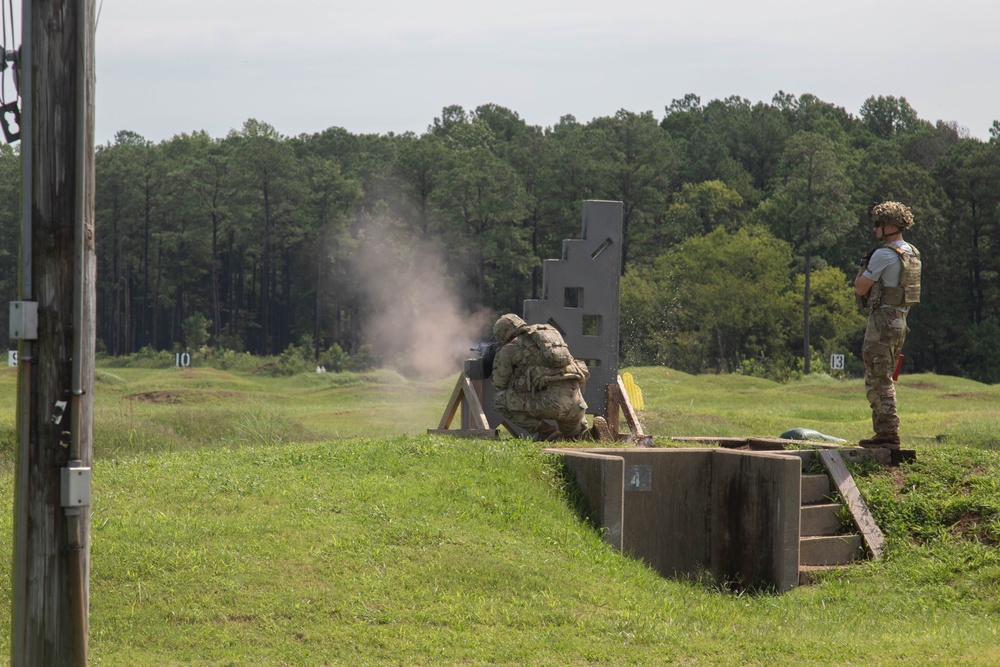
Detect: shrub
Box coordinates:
(320, 343, 348, 372)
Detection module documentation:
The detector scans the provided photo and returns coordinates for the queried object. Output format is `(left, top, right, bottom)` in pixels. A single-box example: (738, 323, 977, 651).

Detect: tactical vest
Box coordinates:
(871, 242, 921, 311)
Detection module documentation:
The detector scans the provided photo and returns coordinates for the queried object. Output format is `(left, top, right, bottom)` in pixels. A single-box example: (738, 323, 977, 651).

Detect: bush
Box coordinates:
(319, 343, 348, 372)
(345, 344, 377, 372)
(101, 346, 178, 369)
(276, 343, 311, 376)
(202, 348, 261, 372)
(96, 342, 379, 377)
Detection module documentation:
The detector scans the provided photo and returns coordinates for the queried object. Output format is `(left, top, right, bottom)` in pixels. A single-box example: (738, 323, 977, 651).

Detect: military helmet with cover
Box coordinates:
(870, 201, 914, 230)
(493, 314, 527, 345)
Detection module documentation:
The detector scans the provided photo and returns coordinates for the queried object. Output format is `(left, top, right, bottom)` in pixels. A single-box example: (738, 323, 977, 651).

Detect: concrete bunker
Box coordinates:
(547, 444, 886, 592)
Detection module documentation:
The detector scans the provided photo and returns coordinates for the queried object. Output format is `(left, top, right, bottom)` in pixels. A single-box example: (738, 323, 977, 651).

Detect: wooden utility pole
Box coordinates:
(11, 1, 97, 666)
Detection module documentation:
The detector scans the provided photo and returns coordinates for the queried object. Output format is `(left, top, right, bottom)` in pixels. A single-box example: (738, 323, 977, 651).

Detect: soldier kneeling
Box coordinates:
(490, 314, 590, 441)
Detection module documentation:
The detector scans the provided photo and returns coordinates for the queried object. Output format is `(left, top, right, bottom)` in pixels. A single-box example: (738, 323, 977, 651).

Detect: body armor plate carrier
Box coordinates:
(872, 242, 921, 310)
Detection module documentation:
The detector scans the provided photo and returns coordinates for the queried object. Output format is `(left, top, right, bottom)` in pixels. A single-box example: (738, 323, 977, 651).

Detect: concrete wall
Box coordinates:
(618, 449, 714, 577)
(709, 449, 801, 591)
(550, 447, 802, 592)
(557, 451, 624, 550)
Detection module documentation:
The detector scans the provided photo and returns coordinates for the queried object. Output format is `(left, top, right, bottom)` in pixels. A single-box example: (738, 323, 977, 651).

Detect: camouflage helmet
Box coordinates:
(493, 314, 527, 345)
(870, 201, 914, 230)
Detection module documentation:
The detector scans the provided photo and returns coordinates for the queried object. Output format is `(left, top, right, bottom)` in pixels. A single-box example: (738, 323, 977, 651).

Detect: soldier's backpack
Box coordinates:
(525, 324, 573, 368)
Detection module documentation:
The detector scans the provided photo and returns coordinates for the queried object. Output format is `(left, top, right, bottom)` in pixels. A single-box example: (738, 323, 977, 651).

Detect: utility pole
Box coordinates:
(11, 1, 97, 665)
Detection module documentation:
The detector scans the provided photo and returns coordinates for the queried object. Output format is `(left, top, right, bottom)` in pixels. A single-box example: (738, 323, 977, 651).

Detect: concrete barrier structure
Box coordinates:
(523, 200, 622, 417)
(546, 447, 802, 592)
(557, 451, 624, 550)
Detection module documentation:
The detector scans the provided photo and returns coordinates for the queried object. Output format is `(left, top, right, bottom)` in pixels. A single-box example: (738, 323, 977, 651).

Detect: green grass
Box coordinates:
(630, 367, 1000, 449)
(2, 365, 1000, 665)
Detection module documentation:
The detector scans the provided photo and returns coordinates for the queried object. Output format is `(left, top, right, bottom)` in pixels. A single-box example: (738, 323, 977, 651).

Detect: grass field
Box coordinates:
(2, 365, 1000, 665)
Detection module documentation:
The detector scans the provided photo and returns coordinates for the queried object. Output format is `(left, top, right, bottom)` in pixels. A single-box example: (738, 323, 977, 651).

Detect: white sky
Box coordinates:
(88, 0, 999, 144)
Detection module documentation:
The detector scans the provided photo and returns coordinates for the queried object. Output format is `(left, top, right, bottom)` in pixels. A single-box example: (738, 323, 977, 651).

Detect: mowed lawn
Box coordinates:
(1, 365, 1000, 665)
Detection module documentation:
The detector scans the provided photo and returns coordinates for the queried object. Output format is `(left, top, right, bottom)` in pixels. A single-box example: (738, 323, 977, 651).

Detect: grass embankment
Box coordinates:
(1, 366, 999, 665)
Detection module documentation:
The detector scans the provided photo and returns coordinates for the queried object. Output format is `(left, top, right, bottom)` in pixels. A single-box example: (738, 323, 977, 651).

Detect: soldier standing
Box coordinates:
(854, 202, 922, 449)
(490, 314, 590, 441)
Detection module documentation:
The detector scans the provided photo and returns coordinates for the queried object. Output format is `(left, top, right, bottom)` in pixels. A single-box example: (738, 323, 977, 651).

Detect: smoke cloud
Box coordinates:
(348, 214, 494, 380)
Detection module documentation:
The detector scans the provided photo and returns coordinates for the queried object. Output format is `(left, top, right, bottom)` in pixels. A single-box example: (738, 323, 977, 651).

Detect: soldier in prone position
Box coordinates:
(490, 314, 590, 441)
(854, 201, 922, 450)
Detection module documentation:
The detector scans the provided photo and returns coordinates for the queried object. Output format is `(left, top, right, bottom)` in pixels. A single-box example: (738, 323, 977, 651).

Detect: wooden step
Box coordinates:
(801, 473, 832, 505)
(800, 534, 864, 566)
(800, 503, 845, 536)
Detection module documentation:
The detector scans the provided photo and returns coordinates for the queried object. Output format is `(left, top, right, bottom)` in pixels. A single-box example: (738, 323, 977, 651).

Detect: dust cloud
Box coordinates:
(349, 215, 494, 380)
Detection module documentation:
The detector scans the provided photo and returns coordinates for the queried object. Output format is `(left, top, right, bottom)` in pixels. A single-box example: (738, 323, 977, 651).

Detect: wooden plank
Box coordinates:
(669, 436, 749, 447)
(746, 438, 790, 450)
(436, 375, 464, 429)
(460, 376, 490, 430)
(500, 421, 525, 437)
(605, 383, 621, 435)
(616, 375, 644, 436)
(434, 374, 490, 432)
(819, 450, 885, 560)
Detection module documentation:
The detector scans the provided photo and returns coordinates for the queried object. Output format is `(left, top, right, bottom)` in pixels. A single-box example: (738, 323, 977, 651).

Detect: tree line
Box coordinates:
(1, 93, 999, 381)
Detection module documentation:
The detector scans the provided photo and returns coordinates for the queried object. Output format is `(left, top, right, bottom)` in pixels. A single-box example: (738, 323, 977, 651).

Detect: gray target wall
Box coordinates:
(522, 200, 623, 418)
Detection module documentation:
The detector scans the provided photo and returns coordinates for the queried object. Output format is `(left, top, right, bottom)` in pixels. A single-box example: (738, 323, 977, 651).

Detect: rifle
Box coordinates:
(468, 339, 500, 380)
(855, 247, 880, 311)
(892, 354, 904, 381)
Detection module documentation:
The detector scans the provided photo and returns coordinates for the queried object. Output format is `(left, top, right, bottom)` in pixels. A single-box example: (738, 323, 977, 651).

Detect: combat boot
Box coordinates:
(859, 433, 901, 450)
(590, 416, 612, 442)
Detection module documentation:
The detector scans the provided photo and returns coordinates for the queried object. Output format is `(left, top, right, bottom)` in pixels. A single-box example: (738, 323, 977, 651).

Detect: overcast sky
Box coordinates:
(89, 0, 999, 145)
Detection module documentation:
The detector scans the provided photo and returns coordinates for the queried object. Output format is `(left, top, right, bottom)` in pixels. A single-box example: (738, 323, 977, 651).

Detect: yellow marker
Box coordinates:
(621, 372, 645, 410)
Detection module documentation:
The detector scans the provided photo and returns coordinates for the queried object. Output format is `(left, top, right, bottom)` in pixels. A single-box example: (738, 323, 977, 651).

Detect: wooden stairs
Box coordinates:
(798, 449, 885, 584)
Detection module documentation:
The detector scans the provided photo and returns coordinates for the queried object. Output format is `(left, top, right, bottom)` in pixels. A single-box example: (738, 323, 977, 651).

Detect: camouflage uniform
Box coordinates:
(491, 314, 590, 440)
(862, 306, 909, 436)
(859, 202, 921, 443)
